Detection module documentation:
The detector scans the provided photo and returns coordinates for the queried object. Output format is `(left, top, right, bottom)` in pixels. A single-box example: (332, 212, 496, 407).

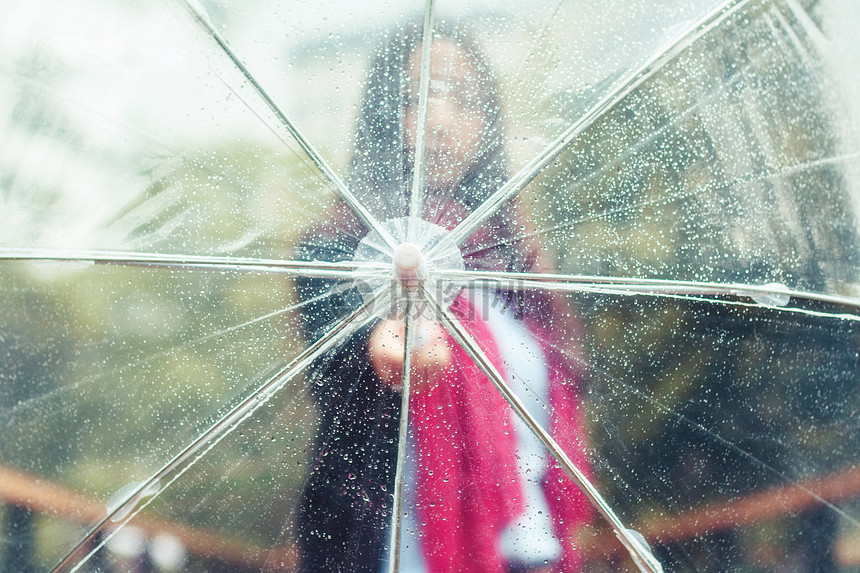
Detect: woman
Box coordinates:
(295, 20, 592, 573)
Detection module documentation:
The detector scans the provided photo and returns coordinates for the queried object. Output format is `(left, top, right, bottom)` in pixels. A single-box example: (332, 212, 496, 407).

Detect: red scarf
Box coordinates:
(409, 295, 523, 572)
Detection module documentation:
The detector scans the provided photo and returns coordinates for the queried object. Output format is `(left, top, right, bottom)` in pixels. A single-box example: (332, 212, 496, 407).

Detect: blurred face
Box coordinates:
(404, 39, 486, 191)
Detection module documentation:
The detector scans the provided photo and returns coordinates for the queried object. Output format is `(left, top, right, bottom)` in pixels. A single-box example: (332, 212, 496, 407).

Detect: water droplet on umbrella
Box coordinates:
(750, 282, 790, 306)
(106, 479, 162, 522)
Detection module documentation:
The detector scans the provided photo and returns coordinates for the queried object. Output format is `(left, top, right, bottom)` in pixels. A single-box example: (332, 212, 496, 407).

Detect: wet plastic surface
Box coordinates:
(1, 0, 859, 571)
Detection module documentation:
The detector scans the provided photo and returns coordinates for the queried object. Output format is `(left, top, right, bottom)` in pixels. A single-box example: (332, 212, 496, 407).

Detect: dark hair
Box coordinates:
(346, 19, 524, 273)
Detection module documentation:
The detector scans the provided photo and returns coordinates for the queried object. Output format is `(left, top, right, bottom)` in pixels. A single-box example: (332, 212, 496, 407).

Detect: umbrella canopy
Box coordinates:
(1, 0, 859, 571)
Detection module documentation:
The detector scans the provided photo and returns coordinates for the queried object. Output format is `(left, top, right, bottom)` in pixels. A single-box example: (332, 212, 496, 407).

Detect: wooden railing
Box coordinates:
(0, 465, 296, 570)
(2, 464, 858, 570)
(580, 465, 860, 567)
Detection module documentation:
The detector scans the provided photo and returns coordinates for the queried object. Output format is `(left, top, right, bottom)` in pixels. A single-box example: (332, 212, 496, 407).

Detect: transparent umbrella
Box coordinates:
(1, 0, 859, 572)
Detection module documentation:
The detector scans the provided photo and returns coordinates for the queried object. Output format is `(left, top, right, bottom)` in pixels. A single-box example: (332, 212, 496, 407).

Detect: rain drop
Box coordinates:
(106, 479, 162, 522)
(750, 282, 791, 306)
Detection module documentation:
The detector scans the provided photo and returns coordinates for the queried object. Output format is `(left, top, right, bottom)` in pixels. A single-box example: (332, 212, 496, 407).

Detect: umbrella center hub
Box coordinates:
(392, 242, 427, 290)
(353, 217, 465, 317)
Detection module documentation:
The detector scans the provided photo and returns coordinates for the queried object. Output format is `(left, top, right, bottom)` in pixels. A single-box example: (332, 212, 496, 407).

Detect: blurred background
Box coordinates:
(1, 0, 858, 571)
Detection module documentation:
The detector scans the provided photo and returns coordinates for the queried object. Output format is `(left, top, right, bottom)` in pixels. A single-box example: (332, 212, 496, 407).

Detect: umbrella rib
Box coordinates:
(438, 269, 860, 316)
(426, 0, 753, 259)
(423, 288, 663, 573)
(387, 300, 416, 573)
(51, 289, 387, 573)
(0, 248, 387, 280)
(175, 0, 397, 250)
(406, 0, 436, 244)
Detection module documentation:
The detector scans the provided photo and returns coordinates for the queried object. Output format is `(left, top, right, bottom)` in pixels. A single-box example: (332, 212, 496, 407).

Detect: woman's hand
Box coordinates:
(368, 318, 452, 391)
